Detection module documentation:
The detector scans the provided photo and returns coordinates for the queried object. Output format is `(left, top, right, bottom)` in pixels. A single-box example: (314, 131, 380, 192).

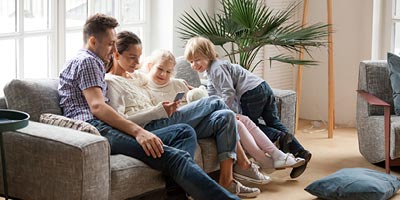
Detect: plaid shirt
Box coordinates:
(58, 49, 108, 121)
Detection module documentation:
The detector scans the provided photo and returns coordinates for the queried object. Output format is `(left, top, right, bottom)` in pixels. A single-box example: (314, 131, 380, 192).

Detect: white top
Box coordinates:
(146, 78, 190, 104)
(105, 72, 168, 127)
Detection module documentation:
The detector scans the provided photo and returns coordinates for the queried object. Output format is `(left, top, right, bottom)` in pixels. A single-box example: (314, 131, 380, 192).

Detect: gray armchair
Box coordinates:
(357, 61, 400, 173)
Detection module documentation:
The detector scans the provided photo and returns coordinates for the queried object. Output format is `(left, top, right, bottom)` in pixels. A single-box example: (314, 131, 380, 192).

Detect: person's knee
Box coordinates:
(216, 109, 236, 121)
(214, 109, 238, 138)
(208, 95, 228, 109)
(177, 123, 197, 142)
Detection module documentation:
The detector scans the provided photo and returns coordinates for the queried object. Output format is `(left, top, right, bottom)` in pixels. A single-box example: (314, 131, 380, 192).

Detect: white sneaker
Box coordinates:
(226, 179, 261, 198)
(273, 153, 305, 169)
(233, 162, 272, 184)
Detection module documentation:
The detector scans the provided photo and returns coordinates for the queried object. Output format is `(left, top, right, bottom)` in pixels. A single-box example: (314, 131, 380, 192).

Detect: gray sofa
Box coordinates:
(0, 60, 296, 200)
(357, 61, 400, 164)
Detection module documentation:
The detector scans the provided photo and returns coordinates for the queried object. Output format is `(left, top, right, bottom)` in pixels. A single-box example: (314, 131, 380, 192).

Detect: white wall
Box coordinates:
(150, 0, 214, 57)
(152, 0, 374, 128)
(149, 0, 174, 55)
(300, 0, 373, 127)
(172, 0, 215, 56)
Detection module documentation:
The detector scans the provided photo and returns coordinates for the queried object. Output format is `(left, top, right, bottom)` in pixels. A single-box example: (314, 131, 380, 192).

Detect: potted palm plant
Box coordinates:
(178, 0, 329, 72)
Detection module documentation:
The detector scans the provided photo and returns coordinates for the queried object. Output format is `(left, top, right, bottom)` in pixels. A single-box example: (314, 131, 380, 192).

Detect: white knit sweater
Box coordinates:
(105, 72, 168, 127)
(146, 78, 190, 104)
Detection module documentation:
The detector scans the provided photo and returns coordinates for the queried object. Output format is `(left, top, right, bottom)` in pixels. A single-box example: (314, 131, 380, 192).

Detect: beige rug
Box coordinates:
(250, 120, 400, 200)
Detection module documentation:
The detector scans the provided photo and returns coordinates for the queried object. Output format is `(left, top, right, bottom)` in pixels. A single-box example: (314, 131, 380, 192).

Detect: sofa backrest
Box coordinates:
(175, 56, 201, 87)
(3, 79, 62, 121)
(2, 61, 201, 122)
(358, 61, 394, 115)
(0, 97, 7, 109)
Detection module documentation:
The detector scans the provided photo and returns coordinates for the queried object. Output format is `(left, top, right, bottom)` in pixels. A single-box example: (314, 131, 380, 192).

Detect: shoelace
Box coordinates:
(250, 162, 269, 180)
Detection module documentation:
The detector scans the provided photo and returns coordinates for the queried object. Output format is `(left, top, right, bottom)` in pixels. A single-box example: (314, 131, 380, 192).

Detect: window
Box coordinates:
(0, 0, 147, 96)
(393, 0, 400, 54)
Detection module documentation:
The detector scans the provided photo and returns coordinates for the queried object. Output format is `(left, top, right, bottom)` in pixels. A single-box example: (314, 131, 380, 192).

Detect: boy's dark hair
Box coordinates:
(83, 13, 119, 43)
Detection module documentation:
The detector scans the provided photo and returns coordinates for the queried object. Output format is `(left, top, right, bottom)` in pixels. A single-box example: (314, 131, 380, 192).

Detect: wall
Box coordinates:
(152, 0, 374, 128)
(148, 0, 174, 55)
(172, 0, 215, 56)
(300, 0, 373, 127)
(150, 0, 214, 57)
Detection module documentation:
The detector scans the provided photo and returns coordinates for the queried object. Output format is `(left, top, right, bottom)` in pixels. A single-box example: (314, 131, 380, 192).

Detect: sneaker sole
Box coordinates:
(237, 190, 261, 198)
(290, 162, 308, 178)
(275, 159, 306, 170)
(233, 172, 272, 185)
(290, 153, 312, 178)
(303, 152, 312, 162)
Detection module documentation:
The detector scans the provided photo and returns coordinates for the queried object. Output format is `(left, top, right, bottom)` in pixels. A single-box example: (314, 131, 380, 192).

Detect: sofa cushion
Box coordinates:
(3, 79, 61, 121)
(0, 97, 7, 109)
(198, 138, 219, 173)
(387, 52, 400, 115)
(305, 168, 400, 200)
(40, 113, 101, 135)
(110, 154, 164, 199)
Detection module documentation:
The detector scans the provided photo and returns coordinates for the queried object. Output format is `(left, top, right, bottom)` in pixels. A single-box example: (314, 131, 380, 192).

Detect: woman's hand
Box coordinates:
(162, 101, 179, 117)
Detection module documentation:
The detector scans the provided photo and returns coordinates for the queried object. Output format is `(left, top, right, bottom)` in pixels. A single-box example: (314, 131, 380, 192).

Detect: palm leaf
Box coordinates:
(177, 0, 329, 71)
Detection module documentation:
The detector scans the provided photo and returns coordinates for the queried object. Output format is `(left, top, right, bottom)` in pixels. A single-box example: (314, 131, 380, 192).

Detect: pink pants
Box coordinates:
(237, 114, 281, 169)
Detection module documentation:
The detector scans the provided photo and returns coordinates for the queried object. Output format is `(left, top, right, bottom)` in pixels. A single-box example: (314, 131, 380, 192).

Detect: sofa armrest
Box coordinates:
(357, 90, 392, 174)
(357, 90, 390, 107)
(0, 98, 6, 109)
(272, 88, 297, 134)
(1, 121, 110, 200)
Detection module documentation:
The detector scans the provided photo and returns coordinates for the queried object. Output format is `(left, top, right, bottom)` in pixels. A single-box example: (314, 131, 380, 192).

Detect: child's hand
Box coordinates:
(162, 101, 179, 117)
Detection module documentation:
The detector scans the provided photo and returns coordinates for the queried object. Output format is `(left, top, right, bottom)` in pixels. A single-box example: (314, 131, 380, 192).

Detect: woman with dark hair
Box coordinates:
(105, 31, 268, 198)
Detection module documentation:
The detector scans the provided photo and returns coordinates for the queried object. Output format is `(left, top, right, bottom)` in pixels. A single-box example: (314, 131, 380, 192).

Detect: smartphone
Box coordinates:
(173, 92, 185, 102)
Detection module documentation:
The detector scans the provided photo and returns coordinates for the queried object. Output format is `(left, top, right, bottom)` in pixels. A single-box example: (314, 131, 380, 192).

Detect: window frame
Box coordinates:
(0, 0, 149, 96)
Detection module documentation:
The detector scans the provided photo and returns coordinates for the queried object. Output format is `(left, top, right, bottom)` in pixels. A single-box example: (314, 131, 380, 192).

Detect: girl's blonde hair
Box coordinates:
(184, 36, 218, 61)
(144, 49, 176, 72)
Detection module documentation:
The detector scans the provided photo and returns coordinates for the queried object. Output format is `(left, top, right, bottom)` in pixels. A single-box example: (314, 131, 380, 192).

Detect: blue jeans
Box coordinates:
(144, 95, 238, 162)
(240, 81, 304, 154)
(88, 119, 239, 200)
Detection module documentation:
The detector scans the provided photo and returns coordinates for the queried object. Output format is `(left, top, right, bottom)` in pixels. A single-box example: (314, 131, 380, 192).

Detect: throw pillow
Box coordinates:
(40, 113, 101, 136)
(387, 52, 400, 115)
(305, 168, 400, 200)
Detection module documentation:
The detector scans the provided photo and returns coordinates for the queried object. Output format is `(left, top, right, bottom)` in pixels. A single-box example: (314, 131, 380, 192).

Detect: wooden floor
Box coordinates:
(251, 120, 400, 200)
(134, 119, 400, 200)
